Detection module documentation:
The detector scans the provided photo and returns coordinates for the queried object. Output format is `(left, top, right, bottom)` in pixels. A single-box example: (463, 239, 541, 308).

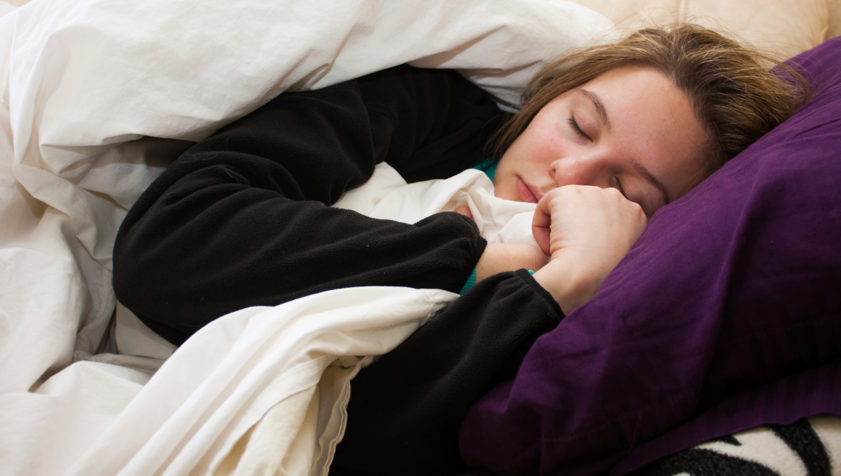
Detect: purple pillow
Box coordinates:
(459, 36, 841, 475)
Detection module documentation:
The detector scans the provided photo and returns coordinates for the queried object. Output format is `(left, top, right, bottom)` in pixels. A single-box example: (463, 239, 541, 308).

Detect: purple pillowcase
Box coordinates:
(459, 36, 841, 475)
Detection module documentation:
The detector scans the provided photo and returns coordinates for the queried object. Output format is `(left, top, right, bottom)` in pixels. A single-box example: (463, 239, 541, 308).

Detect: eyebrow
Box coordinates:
(631, 159, 671, 204)
(578, 88, 611, 131)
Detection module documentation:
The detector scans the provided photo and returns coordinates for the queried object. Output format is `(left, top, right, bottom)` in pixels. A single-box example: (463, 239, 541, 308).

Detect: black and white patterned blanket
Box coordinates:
(640, 416, 840, 475)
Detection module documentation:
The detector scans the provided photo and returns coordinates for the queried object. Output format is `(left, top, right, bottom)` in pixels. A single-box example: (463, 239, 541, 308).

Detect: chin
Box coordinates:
(493, 184, 515, 201)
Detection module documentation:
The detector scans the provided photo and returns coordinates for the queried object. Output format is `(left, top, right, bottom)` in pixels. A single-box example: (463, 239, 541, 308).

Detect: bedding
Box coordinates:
(0, 0, 611, 388)
(639, 416, 841, 475)
(334, 162, 539, 249)
(0, 0, 612, 474)
(2, 0, 841, 475)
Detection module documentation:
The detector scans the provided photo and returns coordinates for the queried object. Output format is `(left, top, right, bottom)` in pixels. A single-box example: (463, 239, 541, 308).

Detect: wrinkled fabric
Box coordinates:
(0, 0, 612, 393)
(335, 162, 539, 248)
(0, 1, 612, 474)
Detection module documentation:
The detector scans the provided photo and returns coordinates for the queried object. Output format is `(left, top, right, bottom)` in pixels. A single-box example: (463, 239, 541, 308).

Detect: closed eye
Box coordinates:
(609, 176, 627, 199)
(610, 175, 655, 216)
(568, 115, 591, 141)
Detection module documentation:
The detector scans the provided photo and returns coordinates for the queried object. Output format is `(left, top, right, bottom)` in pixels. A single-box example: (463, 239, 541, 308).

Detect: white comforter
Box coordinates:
(335, 162, 541, 247)
(0, 0, 612, 474)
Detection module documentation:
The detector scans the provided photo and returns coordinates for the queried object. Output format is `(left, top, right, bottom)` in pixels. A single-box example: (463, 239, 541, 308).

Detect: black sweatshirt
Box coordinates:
(113, 65, 564, 475)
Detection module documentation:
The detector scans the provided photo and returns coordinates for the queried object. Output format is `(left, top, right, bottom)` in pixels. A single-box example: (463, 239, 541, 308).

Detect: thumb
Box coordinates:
(531, 202, 552, 256)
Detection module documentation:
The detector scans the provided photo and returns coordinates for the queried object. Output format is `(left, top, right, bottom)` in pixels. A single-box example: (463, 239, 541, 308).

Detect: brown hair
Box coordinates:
(492, 24, 809, 176)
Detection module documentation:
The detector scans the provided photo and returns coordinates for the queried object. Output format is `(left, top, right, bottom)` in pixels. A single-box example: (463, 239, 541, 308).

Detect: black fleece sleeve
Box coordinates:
(331, 270, 564, 476)
(112, 66, 505, 344)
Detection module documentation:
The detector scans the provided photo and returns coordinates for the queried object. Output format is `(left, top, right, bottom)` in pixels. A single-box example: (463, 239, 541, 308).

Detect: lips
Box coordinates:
(516, 178, 540, 203)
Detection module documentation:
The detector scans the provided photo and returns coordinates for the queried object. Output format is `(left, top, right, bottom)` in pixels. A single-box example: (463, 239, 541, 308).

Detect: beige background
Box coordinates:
(567, 0, 838, 59)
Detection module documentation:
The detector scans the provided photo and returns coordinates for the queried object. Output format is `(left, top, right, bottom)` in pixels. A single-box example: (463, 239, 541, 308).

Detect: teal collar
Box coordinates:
(473, 158, 497, 180)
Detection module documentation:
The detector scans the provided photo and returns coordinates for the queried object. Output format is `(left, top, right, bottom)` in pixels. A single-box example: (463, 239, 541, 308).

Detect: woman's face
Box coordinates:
(493, 66, 713, 216)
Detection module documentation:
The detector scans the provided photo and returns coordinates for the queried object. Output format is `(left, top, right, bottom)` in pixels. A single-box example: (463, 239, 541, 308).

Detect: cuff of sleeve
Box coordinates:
(515, 268, 565, 318)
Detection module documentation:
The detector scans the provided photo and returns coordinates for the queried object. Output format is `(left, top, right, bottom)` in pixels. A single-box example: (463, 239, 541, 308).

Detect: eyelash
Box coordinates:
(567, 115, 639, 209)
(609, 176, 628, 199)
(567, 115, 591, 141)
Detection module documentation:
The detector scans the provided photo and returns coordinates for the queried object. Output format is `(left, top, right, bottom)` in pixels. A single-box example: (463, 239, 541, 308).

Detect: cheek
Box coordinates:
(494, 108, 566, 190)
(509, 120, 563, 165)
(494, 134, 539, 199)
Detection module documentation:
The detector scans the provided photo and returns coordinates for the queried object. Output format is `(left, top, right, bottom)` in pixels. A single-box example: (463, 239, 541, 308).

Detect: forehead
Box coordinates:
(575, 66, 714, 197)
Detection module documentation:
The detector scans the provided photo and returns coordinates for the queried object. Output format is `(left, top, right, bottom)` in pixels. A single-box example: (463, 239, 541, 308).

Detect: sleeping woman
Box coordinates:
(112, 24, 806, 475)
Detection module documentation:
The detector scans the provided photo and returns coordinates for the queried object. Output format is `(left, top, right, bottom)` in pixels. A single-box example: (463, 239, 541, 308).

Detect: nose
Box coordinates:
(549, 155, 611, 189)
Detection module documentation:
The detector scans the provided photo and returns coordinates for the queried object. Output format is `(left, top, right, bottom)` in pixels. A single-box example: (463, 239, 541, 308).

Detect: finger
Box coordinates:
(531, 197, 553, 256)
(453, 205, 473, 220)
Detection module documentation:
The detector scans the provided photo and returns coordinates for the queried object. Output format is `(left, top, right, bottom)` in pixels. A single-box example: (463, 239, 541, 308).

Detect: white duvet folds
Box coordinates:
(335, 163, 540, 247)
(0, 0, 613, 474)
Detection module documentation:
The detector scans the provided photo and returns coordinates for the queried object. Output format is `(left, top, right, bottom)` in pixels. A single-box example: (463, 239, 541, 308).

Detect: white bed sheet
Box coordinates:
(0, 0, 613, 474)
(335, 162, 540, 248)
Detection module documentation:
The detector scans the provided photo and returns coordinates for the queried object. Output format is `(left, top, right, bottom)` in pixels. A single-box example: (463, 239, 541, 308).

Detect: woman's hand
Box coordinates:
(531, 185, 647, 313)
